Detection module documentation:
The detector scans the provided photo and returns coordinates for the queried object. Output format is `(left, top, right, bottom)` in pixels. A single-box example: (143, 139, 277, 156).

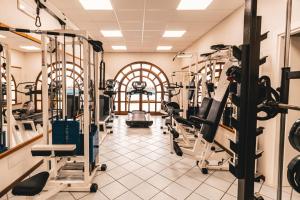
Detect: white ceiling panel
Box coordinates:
(120, 21, 143, 30)
(48, 0, 244, 52)
(111, 0, 145, 10)
(116, 10, 144, 22)
(146, 0, 180, 10)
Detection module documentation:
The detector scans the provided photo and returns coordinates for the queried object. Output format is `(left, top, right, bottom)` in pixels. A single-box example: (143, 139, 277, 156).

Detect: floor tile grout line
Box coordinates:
(219, 177, 237, 199)
(180, 167, 215, 200)
(96, 118, 237, 200)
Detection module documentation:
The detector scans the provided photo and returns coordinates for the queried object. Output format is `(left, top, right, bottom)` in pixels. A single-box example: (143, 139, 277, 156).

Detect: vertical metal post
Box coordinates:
(82, 34, 90, 184)
(5, 45, 11, 148)
(95, 51, 100, 151)
(0, 43, 3, 146)
(41, 34, 49, 144)
(61, 37, 67, 118)
(237, 0, 261, 199)
(72, 37, 76, 119)
(277, 0, 292, 199)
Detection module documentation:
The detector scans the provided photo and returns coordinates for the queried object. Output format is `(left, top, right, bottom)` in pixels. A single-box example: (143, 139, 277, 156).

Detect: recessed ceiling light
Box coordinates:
(157, 46, 173, 51)
(163, 30, 186, 38)
(20, 46, 40, 51)
(0, 34, 6, 39)
(101, 30, 123, 37)
(79, 0, 113, 10)
(177, 0, 213, 10)
(112, 46, 127, 50)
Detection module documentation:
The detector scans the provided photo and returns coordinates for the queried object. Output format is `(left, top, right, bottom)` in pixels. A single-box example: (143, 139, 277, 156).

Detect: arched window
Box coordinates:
(1, 66, 17, 104)
(114, 62, 169, 115)
(34, 62, 83, 111)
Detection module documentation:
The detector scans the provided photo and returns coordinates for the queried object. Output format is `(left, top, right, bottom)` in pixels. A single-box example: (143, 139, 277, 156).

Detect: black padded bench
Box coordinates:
(12, 172, 49, 197)
(173, 97, 213, 129)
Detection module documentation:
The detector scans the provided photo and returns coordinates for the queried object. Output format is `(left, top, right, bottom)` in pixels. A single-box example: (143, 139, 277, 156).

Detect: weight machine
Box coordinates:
(0, 27, 107, 199)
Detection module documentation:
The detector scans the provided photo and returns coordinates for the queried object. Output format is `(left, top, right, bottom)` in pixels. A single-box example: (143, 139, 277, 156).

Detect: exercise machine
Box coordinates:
(0, 27, 107, 199)
(103, 79, 117, 121)
(126, 81, 153, 128)
(172, 60, 233, 173)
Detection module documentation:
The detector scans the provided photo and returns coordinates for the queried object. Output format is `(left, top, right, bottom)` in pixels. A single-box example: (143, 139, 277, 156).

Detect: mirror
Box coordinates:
(0, 29, 42, 153)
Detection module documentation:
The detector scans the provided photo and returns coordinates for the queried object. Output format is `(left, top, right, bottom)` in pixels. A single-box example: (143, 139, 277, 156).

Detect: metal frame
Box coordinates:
(37, 31, 102, 194)
(228, 1, 265, 199)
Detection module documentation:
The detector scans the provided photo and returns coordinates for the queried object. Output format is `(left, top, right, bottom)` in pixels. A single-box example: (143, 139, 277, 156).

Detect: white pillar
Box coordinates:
(41, 34, 49, 144)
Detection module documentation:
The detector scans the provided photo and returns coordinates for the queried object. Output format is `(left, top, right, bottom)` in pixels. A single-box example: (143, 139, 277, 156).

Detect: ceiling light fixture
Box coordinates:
(112, 45, 127, 50)
(20, 46, 40, 51)
(101, 30, 123, 37)
(79, 0, 113, 10)
(157, 46, 173, 51)
(0, 34, 6, 39)
(163, 30, 186, 38)
(177, 0, 213, 10)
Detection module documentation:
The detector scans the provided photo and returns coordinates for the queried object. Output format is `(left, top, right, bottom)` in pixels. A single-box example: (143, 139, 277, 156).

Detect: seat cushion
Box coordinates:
(12, 172, 49, 196)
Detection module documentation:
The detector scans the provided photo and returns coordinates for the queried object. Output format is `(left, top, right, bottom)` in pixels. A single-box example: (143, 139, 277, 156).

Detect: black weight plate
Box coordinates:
(289, 119, 300, 152)
(287, 155, 300, 193)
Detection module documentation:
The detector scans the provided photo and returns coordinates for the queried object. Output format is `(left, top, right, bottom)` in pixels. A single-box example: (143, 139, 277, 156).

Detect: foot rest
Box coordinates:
(173, 141, 183, 156)
(12, 172, 49, 196)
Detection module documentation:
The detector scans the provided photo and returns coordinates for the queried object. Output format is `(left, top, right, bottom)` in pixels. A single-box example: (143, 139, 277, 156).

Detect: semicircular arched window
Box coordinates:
(114, 62, 169, 115)
(34, 62, 83, 111)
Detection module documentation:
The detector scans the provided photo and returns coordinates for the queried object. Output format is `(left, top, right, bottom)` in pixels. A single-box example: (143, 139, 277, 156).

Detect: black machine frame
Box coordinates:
(230, 0, 300, 199)
(229, 0, 267, 199)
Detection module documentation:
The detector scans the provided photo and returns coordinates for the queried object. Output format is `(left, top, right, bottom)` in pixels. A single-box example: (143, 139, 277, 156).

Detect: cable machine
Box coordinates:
(0, 27, 107, 198)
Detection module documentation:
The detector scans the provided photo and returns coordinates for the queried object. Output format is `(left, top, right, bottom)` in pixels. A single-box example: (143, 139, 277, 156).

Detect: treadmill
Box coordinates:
(126, 81, 153, 128)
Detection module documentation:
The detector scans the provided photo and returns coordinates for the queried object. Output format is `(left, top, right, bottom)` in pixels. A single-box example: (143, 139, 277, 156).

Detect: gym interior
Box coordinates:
(0, 0, 300, 200)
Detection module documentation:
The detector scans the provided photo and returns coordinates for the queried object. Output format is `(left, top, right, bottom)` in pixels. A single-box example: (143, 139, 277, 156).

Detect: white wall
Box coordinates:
(180, 0, 300, 186)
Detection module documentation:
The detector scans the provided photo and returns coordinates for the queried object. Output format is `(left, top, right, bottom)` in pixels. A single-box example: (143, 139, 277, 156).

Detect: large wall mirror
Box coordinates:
(0, 28, 42, 154)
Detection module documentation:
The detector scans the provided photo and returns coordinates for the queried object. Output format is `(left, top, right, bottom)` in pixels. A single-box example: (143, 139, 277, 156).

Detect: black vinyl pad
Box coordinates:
(12, 172, 49, 196)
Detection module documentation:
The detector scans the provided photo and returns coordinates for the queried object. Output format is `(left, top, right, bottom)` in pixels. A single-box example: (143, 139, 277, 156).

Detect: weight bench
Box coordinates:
(12, 144, 77, 199)
(172, 61, 232, 174)
(171, 97, 213, 149)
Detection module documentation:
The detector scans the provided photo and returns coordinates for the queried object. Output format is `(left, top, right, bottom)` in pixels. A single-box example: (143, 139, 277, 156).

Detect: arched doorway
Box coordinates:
(114, 61, 169, 115)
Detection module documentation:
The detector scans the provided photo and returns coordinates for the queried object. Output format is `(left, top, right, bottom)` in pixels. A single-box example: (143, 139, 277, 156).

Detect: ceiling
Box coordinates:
(48, 0, 244, 52)
(0, 31, 40, 53)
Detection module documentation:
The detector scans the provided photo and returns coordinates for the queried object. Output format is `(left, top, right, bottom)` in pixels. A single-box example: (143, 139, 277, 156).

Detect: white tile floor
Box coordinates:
(3, 116, 300, 200)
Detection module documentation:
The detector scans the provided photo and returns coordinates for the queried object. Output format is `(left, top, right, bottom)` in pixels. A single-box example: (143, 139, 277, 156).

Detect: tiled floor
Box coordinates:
(3, 116, 300, 200)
